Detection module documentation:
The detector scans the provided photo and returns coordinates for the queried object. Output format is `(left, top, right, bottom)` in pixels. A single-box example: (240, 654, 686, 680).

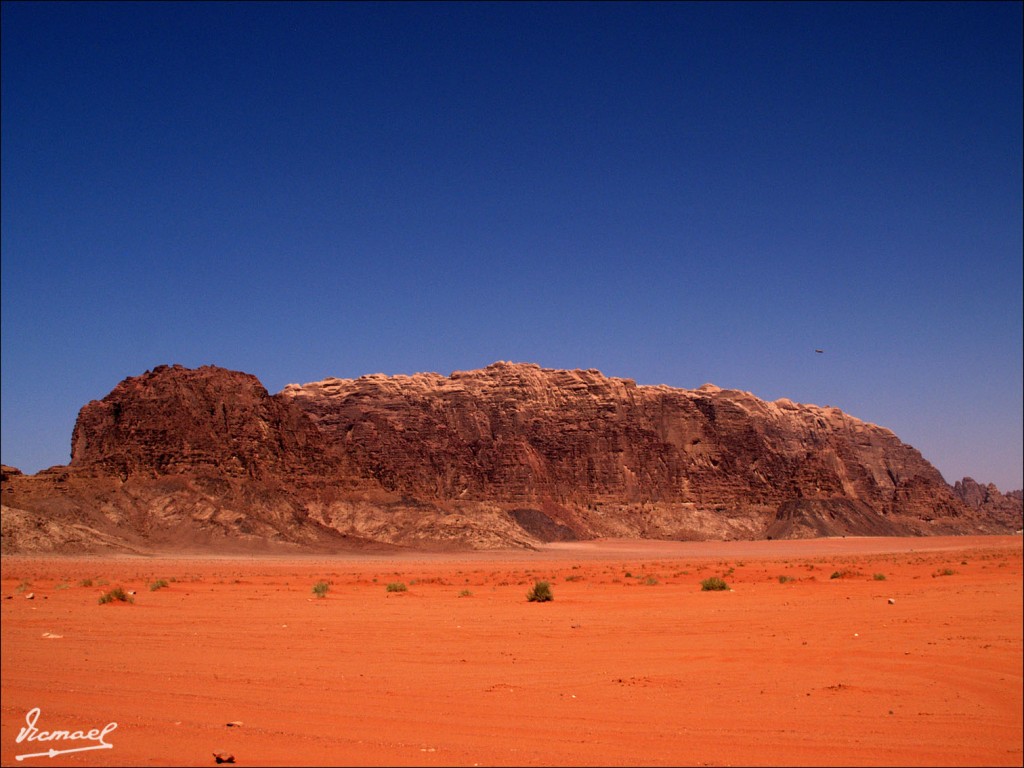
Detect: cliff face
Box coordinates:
(952, 478, 1024, 532)
(279, 362, 981, 540)
(3, 366, 383, 555)
(2, 362, 1018, 554)
(70, 364, 337, 481)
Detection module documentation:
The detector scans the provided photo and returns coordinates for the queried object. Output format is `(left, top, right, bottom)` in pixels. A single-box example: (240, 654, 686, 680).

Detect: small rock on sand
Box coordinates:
(212, 751, 235, 764)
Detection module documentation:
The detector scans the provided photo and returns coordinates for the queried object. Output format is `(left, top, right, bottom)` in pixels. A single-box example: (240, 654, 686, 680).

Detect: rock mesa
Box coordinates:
(2, 362, 1020, 553)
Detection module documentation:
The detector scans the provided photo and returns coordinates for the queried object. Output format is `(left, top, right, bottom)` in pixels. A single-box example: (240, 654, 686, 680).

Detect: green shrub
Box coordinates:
(700, 577, 729, 591)
(872, 573, 886, 581)
(526, 580, 553, 602)
(312, 580, 330, 598)
(458, 589, 473, 598)
(149, 579, 170, 591)
(386, 582, 408, 593)
(98, 587, 133, 605)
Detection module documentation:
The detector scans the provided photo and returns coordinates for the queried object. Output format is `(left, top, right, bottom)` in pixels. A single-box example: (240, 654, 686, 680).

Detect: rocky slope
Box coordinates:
(2, 362, 1020, 553)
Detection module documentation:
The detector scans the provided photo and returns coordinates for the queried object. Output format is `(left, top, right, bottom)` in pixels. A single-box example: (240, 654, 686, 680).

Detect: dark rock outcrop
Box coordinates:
(2, 362, 1019, 553)
(70, 364, 339, 481)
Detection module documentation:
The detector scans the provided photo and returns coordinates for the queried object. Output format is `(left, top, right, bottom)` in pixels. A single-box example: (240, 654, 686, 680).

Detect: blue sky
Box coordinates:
(2, 1, 1022, 492)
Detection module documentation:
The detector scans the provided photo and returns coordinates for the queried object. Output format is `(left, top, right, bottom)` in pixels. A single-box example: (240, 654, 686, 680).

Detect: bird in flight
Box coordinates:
(815, 349, 824, 354)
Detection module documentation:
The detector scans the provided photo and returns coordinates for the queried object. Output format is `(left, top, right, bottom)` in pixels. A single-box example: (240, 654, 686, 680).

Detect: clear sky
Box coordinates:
(2, 1, 1022, 492)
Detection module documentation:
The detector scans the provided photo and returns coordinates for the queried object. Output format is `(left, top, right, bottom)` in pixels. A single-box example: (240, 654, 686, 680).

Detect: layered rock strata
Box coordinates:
(2, 362, 1019, 553)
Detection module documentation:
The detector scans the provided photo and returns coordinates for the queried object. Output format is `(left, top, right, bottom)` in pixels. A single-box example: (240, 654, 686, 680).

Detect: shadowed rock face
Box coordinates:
(70, 364, 338, 481)
(2, 362, 1019, 553)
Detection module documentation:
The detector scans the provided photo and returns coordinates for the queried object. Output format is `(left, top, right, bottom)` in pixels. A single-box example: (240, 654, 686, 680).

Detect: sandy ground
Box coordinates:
(1, 535, 1021, 767)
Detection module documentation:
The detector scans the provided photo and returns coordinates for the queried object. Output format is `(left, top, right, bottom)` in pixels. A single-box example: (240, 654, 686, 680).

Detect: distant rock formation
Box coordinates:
(952, 477, 1023, 531)
(2, 362, 1019, 553)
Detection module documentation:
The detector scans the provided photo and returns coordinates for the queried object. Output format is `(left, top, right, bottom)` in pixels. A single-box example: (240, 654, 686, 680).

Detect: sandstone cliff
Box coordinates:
(952, 477, 1023, 532)
(2, 362, 1019, 553)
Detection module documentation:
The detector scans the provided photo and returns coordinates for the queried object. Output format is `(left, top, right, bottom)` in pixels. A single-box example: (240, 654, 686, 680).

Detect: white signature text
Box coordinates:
(15, 708, 117, 760)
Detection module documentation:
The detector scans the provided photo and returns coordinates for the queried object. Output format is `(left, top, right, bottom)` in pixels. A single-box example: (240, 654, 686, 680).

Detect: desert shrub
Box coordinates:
(312, 580, 330, 598)
(526, 581, 553, 602)
(55, 583, 70, 590)
(79, 578, 94, 587)
(149, 579, 169, 591)
(830, 569, 860, 580)
(700, 577, 729, 591)
(386, 582, 408, 593)
(872, 573, 887, 581)
(98, 587, 133, 605)
(641, 575, 659, 586)
(933, 568, 956, 577)
(778, 575, 794, 584)
(458, 589, 473, 598)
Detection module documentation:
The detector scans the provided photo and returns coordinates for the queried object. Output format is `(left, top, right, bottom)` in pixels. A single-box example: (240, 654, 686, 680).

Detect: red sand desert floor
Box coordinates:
(1, 535, 1021, 767)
